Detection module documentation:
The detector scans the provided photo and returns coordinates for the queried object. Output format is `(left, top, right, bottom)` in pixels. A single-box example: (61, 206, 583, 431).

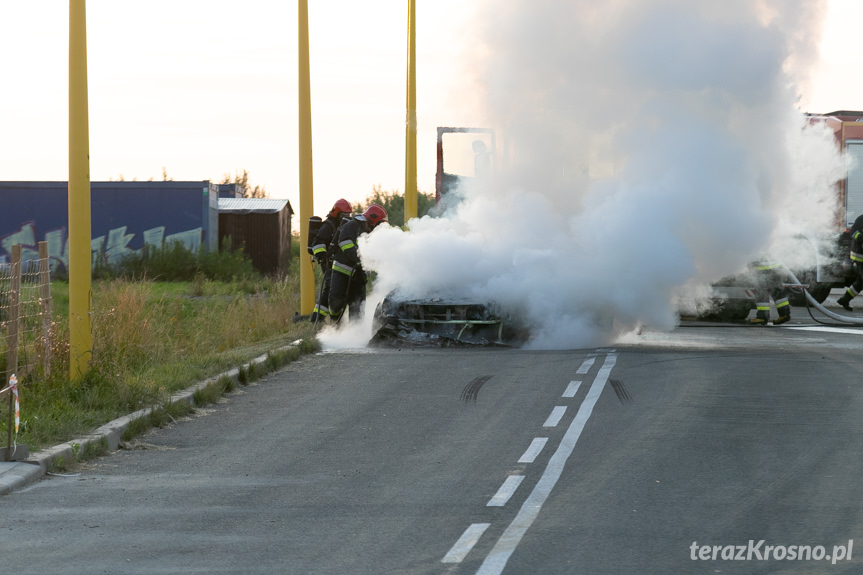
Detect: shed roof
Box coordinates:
(218, 198, 294, 215)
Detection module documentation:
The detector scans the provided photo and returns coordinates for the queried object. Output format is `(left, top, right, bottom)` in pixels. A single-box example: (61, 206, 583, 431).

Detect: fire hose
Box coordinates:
(783, 266, 863, 326)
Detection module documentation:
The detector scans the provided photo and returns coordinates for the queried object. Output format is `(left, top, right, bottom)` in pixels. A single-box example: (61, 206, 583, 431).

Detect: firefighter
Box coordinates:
(310, 198, 352, 324)
(328, 204, 388, 322)
(836, 214, 863, 311)
(749, 257, 791, 325)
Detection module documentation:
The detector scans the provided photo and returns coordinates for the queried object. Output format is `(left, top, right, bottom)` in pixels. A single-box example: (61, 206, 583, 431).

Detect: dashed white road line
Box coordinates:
(576, 355, 595, 374)
(487, 475, 525, 507)
(518, 437, 548, 463)
(475, 352, 618, 575)
(543, 406, 567, 428)
(442, 523, 492, 564)
(562, 380, 582, 398)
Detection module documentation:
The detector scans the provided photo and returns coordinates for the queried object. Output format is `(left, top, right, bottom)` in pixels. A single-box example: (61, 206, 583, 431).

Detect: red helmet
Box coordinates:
(362, 204, 388, 229)
(329, 198, 352, 218)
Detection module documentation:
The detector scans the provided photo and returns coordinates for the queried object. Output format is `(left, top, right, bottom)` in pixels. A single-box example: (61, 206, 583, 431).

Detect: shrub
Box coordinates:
(94, 240, 260, 282)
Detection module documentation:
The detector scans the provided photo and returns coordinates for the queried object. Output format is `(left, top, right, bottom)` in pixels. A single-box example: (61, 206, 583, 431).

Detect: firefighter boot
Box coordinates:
(750, 303, 770, 325)
(749, 312, 769, 325)
(773, 306, 791, 325)
(837, 292, 854, 312)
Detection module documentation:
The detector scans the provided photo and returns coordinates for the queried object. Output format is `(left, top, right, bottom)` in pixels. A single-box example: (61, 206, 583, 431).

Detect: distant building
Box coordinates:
(0, 181, 294, 276)
(214, 183, 244, 199)
(0, 180, 219, 269)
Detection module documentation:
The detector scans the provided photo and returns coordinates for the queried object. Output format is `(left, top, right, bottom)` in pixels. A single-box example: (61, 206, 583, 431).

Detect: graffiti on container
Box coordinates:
(0, 221, 203, 270)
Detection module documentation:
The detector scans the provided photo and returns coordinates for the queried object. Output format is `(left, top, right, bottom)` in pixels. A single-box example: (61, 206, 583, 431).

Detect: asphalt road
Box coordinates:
(2, 314, 863, 574)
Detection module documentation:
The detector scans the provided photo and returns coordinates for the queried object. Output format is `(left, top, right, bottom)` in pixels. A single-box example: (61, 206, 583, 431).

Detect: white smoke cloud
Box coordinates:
(326, 0, 844, 350)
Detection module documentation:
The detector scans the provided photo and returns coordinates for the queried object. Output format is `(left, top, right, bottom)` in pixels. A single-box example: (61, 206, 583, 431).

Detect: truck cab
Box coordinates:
(435, 127, 496, 202)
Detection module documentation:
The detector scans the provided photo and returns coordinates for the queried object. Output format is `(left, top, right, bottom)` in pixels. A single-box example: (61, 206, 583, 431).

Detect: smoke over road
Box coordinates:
(326, 0, 845, 350)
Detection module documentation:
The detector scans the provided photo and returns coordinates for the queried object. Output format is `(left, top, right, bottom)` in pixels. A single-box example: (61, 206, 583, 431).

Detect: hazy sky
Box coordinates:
(0, 1, 861, 226)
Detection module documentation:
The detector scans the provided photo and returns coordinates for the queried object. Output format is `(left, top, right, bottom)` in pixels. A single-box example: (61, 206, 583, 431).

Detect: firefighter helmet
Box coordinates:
(329, 198, 352, 218)
(362, 204, 388, 229)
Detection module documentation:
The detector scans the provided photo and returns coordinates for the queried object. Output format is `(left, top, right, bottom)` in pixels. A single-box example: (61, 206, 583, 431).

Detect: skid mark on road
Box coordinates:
(610, 378, 633, 404)
(461, 376, 493, 403)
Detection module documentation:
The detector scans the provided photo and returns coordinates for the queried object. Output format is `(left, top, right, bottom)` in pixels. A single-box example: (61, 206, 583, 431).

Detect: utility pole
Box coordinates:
(404, 0, 418, 224)
(68, 0, 92, 379)
(298, 0, 315, 315)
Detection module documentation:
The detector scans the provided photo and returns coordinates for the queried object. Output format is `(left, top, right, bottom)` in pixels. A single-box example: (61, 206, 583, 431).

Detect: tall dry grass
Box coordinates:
(4, 276, 314, 451)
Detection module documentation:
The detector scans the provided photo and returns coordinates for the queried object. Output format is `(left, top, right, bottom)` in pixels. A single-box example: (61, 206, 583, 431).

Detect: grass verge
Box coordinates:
(3, 274, 321, 458)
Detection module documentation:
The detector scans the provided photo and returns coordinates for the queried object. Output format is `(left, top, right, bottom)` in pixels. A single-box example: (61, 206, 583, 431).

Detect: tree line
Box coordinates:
(352, 184, 436, 228)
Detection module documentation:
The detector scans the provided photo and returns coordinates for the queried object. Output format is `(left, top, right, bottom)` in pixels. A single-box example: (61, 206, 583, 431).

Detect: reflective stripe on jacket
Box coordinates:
(311, 216, 339, 259)
(332, 260, 354, 277)
(753, 262, 781, 271)
(332, 217, 367, 272)
(851, 230, 863, 263)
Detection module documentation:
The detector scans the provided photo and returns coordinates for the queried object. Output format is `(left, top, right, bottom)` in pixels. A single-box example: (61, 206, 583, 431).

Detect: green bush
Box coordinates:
(94, 240, 260, 282)
(198, 242, 259, 282)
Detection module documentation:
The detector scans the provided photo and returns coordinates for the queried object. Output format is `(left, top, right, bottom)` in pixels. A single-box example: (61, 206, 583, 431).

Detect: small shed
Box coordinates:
(218, 198, 294, 276)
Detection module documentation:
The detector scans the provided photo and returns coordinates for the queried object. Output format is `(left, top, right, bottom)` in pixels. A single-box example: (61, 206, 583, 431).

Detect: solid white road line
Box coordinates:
(543, 406, 567, 428)
(518, 437, 548, 463)
(442, 523, 492, 563)
(562, 380, 582, 398)
(487, 475, 525, 507)
(476, 353, 618, 575)
(788, 326, 863, 335)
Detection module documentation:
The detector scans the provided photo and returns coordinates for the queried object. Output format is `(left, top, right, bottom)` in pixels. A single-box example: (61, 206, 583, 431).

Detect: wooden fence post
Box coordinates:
(7, 245, 20, 383)
(38, 241, 53, 375)
(6, 245, 21, 459)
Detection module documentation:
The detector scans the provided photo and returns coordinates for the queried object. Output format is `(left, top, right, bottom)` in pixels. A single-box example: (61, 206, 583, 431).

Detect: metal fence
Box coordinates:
(1, 242, 53, 460)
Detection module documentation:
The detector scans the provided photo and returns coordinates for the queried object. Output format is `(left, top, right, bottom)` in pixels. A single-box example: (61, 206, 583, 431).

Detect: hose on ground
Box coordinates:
(783, 266, 863, 326)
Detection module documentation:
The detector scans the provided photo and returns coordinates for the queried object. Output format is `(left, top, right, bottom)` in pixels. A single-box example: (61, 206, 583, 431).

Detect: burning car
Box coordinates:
(370, 292, 529, 347)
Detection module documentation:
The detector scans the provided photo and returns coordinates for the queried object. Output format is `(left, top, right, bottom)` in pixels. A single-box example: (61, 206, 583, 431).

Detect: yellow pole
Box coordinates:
(298, 0, 315, 315)
(404, 0, 418, 224)
(68, 0, 92, 379)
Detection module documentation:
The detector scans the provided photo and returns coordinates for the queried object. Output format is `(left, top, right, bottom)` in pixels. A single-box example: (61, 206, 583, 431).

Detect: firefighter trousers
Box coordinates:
(752, 267, 791, 321)
(328, 268, 366, 321)
(312, 263, 333, 318)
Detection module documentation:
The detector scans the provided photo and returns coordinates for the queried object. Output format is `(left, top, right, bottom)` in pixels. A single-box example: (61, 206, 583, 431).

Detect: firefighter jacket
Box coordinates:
(310, 215, 340, 263)
(852, 225, 863, 264)
(331, 216, 369, 278)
